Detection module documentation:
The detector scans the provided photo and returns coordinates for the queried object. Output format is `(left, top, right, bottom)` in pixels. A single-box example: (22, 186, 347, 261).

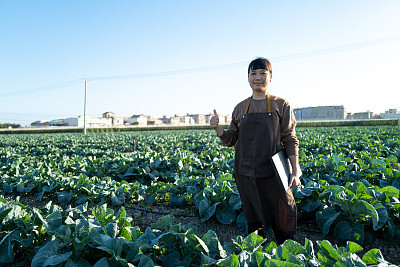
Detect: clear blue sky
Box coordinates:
(1, 0, 400, 126)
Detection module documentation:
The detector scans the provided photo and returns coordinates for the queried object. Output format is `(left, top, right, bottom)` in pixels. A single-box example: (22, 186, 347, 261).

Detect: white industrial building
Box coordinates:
(102, 112, 125, 126)
(180, 116, 195, 125)
(346, 111, 374, 120)
(161, 115, 179, 125)
(379, 109, 400, 119)
(294, 106, 346, 121)
(148, 118, 163, 126)
(64, 116, 113, 127)
(188, 114, 206, 124)
(124, 114, 148, 126)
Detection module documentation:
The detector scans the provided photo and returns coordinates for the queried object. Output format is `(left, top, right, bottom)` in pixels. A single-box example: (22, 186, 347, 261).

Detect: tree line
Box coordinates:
(0, 123, 21, 129)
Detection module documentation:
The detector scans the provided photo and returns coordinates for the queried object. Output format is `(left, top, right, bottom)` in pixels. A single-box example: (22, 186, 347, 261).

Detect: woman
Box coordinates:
(210, 57, 300, 245)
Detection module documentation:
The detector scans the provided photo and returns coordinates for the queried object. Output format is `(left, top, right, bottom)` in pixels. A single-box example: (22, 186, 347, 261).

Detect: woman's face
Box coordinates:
(248, 68, 272, 93)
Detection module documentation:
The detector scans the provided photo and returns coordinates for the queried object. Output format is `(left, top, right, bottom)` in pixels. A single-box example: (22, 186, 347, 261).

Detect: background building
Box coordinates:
(294, 106, 346, 121)
(102, 112, 125, 126)
(205, 113, 229, 124)
(161, 115, 180, 126)
(125, 114, 148, 126)
(346, 111, 373, 120)
(147, 118, 163, 126)
(180, 116, 195, 125)
(31, 120, 50, 127)
(379, 108, 400, 119)
(188, 114, 206, 124)
(64, 116, 113, 127)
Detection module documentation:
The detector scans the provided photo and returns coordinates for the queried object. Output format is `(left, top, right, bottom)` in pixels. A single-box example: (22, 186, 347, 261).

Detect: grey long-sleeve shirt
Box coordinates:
(219, 95, 299, 157)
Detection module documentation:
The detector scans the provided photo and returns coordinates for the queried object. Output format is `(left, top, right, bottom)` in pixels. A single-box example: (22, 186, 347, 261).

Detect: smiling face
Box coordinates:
(248, 68, 272, 93)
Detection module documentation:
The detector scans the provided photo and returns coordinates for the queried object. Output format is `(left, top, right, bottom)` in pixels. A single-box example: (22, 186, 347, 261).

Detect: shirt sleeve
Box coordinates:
(280, 101, 299, 156)
(218, 107, 240, 147)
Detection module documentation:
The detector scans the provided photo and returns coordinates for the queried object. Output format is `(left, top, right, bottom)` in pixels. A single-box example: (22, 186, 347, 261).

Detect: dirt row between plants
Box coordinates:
(10, 195, 400, 265)
(126, 203, 400, 265)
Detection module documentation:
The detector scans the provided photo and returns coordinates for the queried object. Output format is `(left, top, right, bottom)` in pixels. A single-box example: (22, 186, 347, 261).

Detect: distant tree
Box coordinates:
(0, 123, 21, 128)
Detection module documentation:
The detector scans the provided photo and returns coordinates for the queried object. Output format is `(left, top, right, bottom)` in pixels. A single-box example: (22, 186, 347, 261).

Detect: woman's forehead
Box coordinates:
(249, 68, 269, 73)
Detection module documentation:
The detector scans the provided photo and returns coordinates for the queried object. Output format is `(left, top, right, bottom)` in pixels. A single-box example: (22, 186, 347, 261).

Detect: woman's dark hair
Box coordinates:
(248, 57, 272, 75)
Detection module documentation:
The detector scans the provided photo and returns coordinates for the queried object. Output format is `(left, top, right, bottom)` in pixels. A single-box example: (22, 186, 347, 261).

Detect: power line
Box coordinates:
(87, 62, 245, 81)
(0, 79, 83, 98)
(270, 34, 400, 62)
(0, 111, 76, 118)
(2, 34, 400, 97)
(88, 34, 400, 81)
(0, 118, 35, 123)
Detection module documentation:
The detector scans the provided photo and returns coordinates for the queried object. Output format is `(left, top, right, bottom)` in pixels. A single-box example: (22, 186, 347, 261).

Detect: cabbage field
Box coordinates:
(0, 127, 399, 266)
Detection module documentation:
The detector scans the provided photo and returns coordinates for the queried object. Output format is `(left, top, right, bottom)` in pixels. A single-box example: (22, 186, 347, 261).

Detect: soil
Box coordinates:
(124, 203, 400, 266)
(9, 195, 400, 265)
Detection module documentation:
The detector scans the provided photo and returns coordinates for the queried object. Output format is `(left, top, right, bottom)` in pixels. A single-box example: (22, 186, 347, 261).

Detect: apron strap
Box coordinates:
(267, 92, 271, 113)
(244, 93, 272, 114)
(244, 97, 252, 115)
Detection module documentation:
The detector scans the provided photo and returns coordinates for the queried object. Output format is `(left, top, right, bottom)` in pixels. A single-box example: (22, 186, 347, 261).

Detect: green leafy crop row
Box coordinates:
(0, 127, 399, 247)
(0, 196, 396, 266)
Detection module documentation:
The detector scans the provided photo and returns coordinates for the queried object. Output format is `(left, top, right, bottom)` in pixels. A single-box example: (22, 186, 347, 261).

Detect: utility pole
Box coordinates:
(83, 79, 87, 135)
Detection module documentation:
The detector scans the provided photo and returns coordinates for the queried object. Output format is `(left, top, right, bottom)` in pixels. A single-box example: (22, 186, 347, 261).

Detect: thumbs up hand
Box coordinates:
(210, 109, 219, 129)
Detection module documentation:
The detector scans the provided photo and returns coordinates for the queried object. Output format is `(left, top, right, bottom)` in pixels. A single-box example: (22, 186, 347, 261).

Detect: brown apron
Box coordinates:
(233, 94, 297, 234)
